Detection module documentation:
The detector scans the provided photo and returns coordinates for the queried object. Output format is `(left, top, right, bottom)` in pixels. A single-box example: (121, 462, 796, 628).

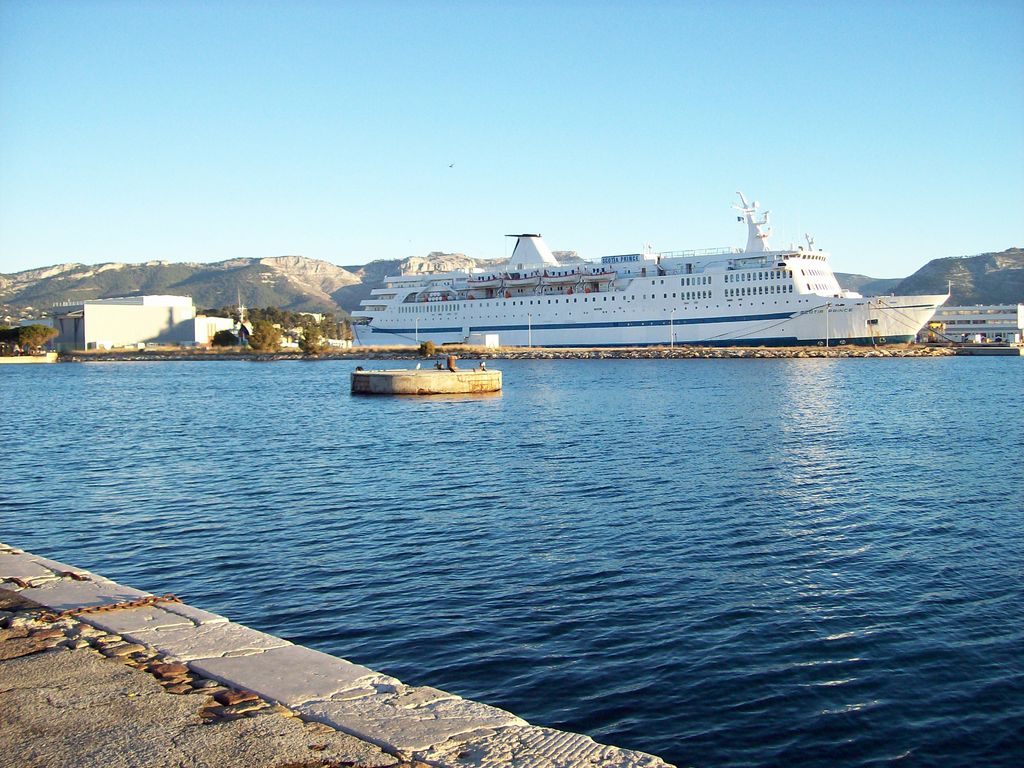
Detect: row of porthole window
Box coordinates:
(802, 267, 833, 278)
(400, 304, 465, 312)
(400, 290, 720, 311)
(726, 285, 794, 297)
(725, 270, 792, 283)
(642, 291, 711, 300)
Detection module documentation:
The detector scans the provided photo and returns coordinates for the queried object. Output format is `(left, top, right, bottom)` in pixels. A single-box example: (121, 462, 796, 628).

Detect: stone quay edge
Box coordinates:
(54, 342, 957, 363)
(0, 542, 674, 768)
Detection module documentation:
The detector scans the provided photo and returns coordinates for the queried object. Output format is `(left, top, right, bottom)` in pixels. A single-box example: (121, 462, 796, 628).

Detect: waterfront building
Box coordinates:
(51, 295, 198, 351)
(192, 315, 236, 345)
(923, 304, 1024, 343)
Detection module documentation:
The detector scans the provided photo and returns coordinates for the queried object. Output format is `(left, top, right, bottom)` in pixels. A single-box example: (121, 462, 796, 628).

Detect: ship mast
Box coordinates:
(733, 192, 772, 252)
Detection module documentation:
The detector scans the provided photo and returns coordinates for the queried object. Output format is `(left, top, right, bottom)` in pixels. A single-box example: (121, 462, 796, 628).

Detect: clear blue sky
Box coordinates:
(2, 0, 1022, 278)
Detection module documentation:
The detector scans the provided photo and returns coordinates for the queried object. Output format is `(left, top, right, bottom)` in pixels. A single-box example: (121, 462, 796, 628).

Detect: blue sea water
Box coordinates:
(2, 357, 1022, 767)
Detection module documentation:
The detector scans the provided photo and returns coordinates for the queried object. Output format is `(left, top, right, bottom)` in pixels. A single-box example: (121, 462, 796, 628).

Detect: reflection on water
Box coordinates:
(2, 357, 1022, 768)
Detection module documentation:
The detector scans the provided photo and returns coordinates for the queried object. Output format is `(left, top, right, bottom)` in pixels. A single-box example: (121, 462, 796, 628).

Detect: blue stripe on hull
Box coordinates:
(372, 311, 795, 337)
(370, 326, 464, 335)
(362, 328, 915, 348)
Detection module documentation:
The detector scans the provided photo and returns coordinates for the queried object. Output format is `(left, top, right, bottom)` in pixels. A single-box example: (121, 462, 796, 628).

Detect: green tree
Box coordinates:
(298, 318, 325, 355)
(0, 326, 17, 355)
(201, 307, 233, 319)
(211, 329, 238, 347)
(18, 324, 58, 352)
(248, 320, 281, 352)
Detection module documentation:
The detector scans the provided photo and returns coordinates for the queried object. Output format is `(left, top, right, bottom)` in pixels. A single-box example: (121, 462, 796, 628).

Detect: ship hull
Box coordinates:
(355, 294, 946, 348)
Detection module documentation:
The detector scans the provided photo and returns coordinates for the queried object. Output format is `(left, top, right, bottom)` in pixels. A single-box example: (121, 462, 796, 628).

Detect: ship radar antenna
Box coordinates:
(805, 233, 815, 251)
(732, 191, 772, 253)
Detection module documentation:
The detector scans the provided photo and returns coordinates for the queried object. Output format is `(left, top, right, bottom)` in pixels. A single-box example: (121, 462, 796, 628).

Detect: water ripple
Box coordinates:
(2, 357, 1022, 767)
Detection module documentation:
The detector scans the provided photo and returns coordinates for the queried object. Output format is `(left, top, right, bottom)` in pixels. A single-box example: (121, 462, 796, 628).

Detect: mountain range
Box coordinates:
(2, 248, 1021, 323)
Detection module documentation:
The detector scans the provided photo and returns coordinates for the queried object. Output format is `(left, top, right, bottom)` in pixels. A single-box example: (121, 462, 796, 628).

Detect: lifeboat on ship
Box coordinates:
(467, 273, 504, 289)
(581, 267, 617, 282)
(504, 270, 542, 288)
(541, 268, 582, 285)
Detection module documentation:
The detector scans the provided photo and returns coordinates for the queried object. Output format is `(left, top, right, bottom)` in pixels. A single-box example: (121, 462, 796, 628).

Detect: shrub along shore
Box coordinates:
(57, 343, 956, 363)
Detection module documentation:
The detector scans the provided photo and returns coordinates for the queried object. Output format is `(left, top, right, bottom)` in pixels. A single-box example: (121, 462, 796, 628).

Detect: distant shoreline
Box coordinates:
(54, 344, 958, 362)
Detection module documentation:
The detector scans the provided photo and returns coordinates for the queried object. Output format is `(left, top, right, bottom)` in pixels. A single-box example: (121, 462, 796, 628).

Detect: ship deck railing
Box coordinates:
(657, 246, 741, 259)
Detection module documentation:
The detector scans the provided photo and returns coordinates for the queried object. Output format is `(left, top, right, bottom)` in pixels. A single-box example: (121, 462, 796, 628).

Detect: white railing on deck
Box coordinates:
(657, 246, 741, 259)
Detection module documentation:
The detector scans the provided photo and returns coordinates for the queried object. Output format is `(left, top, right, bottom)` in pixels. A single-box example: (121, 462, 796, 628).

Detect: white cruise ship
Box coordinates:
(353, 194, 948, 348)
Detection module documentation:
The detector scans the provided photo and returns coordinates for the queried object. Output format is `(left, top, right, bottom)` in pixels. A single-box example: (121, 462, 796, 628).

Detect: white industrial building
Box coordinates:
(192, 315, 236, 344)
(925, 304, 1024, 343)
(51, 295, 222, 350)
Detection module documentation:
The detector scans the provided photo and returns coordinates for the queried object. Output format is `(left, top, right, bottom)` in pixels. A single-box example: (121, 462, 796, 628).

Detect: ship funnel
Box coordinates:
(505, 234, 560, 267)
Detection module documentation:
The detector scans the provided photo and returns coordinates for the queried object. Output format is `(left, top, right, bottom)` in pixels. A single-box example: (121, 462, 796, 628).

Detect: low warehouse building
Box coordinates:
(52, 295, 198, 351)
(923, 304, 1024, 343)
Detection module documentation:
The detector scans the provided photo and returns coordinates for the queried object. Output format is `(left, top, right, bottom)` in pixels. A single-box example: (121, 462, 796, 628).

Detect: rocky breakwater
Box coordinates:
(471, 345, 957, 360)
(0, 542, 674, 768)
(355, 344, 956, 361)
(57, 344, 956, 364)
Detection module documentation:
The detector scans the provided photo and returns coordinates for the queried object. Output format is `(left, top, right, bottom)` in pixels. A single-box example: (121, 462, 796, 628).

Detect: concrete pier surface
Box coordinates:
(351, 367, 502, 395)
(953, 344, 1024, 356)
(0, 542, 673, 768)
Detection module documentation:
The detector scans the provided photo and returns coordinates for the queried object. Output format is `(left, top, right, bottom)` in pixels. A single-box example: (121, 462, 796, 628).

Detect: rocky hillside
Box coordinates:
(891, 248, 1024, 305)
(0, 256, 363, 319)
(834, 273, 902, 296)
(3, 248, 1021, 323)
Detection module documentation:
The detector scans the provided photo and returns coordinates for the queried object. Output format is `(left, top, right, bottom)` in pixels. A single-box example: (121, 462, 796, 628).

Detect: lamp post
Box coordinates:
(528, 313, 533, 349)
(415, 317, 419, 344)
(670, 309, 676, 348)
(825, 303, 830, 352)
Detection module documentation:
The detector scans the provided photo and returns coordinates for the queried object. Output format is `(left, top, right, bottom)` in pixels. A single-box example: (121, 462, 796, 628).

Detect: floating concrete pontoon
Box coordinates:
(351, 366, 501, 395)
(0, 352, 58, 364)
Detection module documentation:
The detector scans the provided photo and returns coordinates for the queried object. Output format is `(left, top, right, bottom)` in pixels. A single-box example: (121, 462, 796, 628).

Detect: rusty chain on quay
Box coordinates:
(40, 594, 182, 623)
